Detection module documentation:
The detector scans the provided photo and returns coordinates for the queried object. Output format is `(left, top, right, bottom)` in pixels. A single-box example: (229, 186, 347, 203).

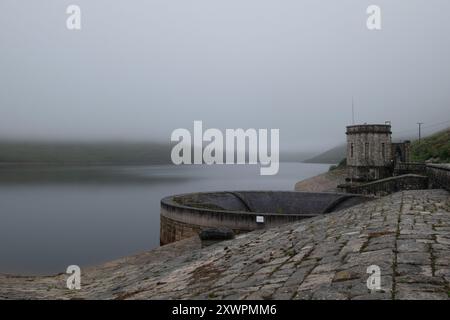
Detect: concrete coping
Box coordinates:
(427, 163, 450, 171)
(346, 124, 392, 134)
(161, 190, 373, 217)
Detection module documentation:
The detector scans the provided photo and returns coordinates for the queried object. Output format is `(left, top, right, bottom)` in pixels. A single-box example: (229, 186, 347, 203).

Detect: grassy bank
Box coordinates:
(411, 128, 450, 162)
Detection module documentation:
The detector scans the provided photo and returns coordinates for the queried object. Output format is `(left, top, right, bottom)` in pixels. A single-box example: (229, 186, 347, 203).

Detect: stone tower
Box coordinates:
(346, 123, 393, 181)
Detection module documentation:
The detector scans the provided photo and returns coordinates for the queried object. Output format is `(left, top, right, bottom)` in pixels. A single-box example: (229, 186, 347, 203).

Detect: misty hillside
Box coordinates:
(0, 141, 312, 165)
(411, 128, 450, 162)
(0, 141, 173, 164)
(303, 144, 346, 164)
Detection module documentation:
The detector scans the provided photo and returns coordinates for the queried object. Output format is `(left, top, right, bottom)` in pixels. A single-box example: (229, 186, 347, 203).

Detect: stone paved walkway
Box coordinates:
(1, 189, 450, 300)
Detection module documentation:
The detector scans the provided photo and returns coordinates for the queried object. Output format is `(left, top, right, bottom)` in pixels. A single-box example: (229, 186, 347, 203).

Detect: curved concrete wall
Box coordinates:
(160, 191, 371, 245)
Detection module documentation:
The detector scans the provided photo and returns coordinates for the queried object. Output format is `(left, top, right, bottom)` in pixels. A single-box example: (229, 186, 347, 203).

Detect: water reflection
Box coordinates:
(0, 163, 329, 275)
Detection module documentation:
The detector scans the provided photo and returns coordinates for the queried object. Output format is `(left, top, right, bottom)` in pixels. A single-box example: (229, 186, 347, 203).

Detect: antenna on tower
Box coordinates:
(352, 96, 355, 124)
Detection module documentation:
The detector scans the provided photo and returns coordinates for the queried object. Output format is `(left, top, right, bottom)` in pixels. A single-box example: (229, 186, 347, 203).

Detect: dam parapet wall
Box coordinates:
(338, 163, 450, 196)
(427, 163, 450, 191)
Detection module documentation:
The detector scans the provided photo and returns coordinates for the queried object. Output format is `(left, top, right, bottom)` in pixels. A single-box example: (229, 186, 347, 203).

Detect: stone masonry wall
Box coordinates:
(160, 215, 201, 245)
(341, 174, 429, 196)
(427, 164, 450, 191)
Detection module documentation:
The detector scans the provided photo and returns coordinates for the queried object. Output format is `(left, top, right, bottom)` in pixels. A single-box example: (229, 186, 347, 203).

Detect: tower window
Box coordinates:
(382, 143, 385, 160)
(350, 143, 354, 158)
(365, 143, 369, 160)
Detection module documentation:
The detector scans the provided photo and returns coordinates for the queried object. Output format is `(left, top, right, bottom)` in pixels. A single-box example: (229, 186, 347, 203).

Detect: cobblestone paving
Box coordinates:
(1, 189, 450, 300)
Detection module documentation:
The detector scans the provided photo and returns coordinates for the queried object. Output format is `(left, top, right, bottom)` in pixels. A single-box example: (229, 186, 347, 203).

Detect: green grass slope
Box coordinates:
(411, 128, 450, 162)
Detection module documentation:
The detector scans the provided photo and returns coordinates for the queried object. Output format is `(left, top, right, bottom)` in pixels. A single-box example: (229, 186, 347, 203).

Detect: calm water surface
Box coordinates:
(0, 163, 329, 275)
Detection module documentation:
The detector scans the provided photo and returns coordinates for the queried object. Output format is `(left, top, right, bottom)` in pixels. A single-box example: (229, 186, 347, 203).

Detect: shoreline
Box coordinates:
(294, 167, 346, 192)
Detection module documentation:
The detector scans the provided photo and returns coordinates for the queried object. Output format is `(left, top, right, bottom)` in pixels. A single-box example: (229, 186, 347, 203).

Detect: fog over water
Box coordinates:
(1, 1, 450, 151)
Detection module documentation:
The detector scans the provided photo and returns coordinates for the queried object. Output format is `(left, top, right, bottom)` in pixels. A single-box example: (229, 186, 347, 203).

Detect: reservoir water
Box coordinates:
(0, 162, 329, 275)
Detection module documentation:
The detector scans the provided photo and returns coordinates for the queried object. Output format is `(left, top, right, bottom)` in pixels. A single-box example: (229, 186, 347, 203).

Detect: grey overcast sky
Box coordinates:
(0, 0, 449, 152)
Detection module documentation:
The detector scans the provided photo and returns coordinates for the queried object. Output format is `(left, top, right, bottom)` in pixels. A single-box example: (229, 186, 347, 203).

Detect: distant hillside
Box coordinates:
(0, 141, 172, 164)
(303, 144, 346, 164)
(280, 151, 316, 162)
(411, 128, 450, 162)
(0, 141, 313, 165)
